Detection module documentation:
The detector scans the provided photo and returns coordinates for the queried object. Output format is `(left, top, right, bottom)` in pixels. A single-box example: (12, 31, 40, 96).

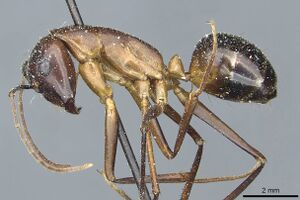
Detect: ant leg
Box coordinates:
(146, 131, 160, 200)
(144, 104, 205, 200)
(116, 104, 256, 185)
(140, 122, 147, 200)
(135, 79, 160, 200)
(79, 60, 116, 179)
(163, 21, 217, 199)
(123, 83, 255, 198)
(97, 104, 151, 200)
(116, 90, 260, 199)
(8, 78, 93, 172)
(167, 20, 217, 157)
(105, 68, 160, 199)
(103, 98, 119, 181)
(174, 85, 266, 199)
(135, 20, 217, 161)
(117, 110, 152, 200)
(124, 75, 250, 199)
(127, 80, 205, 199)
(113, 112, 203, 184)
(152, 82, 204, 200)
(163, 105, 204, 200)
(79, 61, 152, 199)
(79, 61, 132, 198)
(101, 98, 148, 200)
(142, 80, 167, 124)
(175, 19, 217, 149)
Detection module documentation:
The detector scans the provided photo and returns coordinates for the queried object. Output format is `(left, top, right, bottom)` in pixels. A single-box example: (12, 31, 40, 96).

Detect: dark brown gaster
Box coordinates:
(23, 35, 80, 114)
(190, 33, 277, 103)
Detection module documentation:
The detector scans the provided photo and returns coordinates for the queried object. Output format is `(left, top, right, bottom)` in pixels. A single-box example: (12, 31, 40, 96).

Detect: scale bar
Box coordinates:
(243, 195, 299, 198)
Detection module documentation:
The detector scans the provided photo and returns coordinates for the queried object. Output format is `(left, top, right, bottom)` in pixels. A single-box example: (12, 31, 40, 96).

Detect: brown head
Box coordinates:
(23, 35, 80, 114)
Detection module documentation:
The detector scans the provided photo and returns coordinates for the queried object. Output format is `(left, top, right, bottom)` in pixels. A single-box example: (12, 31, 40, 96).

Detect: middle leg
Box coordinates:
(135, 79, 160, 200)
(126, 80, 205, 200)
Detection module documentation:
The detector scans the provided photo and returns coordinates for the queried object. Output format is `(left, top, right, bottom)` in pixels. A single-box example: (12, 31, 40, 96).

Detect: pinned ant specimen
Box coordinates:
(9, 3, 277, 199)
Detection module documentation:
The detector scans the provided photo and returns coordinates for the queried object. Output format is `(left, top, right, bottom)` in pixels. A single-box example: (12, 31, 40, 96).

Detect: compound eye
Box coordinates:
(38, 56, 52, 76)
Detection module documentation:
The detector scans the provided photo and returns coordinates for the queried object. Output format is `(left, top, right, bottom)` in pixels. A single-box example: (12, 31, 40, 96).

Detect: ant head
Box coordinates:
(189, 33, 277, 104)
(23, 35, 81, 114)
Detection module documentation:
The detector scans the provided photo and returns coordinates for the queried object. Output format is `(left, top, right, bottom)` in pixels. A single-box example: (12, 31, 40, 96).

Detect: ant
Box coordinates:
(9, 1, 277, 199)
